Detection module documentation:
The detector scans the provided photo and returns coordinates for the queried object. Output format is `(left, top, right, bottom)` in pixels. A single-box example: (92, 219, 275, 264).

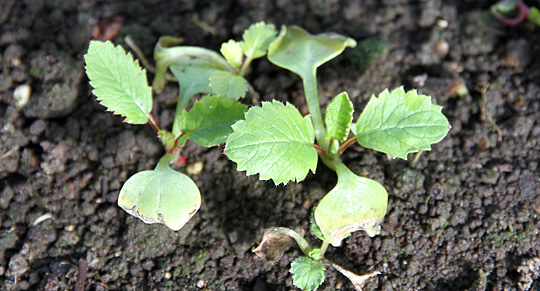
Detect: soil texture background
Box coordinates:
(1, 0, 539, 290)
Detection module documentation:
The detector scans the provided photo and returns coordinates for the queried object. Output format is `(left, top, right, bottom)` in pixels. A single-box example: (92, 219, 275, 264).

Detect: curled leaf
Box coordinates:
(252, 231, 295, 263)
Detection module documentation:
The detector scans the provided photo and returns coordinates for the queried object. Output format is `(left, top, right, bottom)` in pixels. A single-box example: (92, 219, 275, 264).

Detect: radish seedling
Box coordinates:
(85, 22, 450, 290)
(224, 26, 450, 290)
(83, 22, 276, 230)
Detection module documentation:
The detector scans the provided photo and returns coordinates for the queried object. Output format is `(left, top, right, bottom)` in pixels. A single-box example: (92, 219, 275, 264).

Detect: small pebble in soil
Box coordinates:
(196, 279, 206, 288)
(187, 161, 204, 175)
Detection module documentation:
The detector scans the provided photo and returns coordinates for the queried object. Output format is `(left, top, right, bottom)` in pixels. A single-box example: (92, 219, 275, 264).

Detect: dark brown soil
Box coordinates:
(1, 1, 539, 290)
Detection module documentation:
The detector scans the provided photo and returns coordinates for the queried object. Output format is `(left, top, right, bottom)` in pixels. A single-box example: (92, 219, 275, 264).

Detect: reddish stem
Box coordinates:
(338, 136, 357, 155)
(313, 143, 329, 160)
(147, 113, 161, 133)
(499, 1, 530, 26)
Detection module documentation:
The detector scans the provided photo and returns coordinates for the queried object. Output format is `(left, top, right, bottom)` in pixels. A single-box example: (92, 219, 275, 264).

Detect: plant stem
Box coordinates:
(338, 136, 357, 155)
(155, 152, 176, 171)
(239, 56, 253, 76)
(266, 227, 314, 256)
(147, 113, 161, 133)
(303, 70, 328, 152)
(318, 240, 330, 258)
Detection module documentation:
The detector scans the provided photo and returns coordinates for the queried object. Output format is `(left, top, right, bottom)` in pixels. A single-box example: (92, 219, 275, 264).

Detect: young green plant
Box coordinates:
(83, 22, 277, 230)
(223, 26, 450, 290)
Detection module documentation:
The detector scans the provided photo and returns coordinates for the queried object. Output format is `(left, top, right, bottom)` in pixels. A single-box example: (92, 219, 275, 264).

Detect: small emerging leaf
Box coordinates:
(225, 101, 318, 185)
(221, 39, 244, 69)
(353, 87, 450, 159)
(209, 71, 248, 99)
(175, 95, 247, 147)
(242, 21, 277, 59)
(118, 154, 201, 231)
(290, 257, 325, 291)
(158, 130, 176, 149)
(268, 26, 356, 82)
(84, 40, 152, 124)
(314, 163, 388, 247)
(325, 92, 354, 142)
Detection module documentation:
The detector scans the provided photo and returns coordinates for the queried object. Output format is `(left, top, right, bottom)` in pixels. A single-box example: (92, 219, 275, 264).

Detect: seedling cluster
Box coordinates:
(84, 22, 450, 290)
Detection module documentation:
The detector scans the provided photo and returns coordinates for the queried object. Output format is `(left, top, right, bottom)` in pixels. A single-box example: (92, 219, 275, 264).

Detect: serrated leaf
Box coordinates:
(221, 39, 244, 69)
(268, 26, 356, 82)
(84, 40, 152, 124)
(209, 71, 248, 99)
(242, 21, 277, 59)
(118, 154, 201, 231)
(325, 92, 354, 142)
(353, 87, 450, 159)
(225, 101, 318, 185)
(175, 95, 247, 147)
(290, 257, 325, 291)
(315, 163, 387, 247)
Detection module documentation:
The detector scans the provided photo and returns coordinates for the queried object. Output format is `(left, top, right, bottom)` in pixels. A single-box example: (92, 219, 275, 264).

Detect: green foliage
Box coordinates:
(86, 22, 451, 291)
(529, 7, 540, 25)
(324, 92, 353, 142)
(268, 26, 356, 81)
(168, 56, 223, 121)
(290, 257, 325, 291)
(225, 101, 318, 185)
(314, 163, 388, 247)
(242, 21, 277, 59)
(117, 154, 201, 230)
(209, 71, 248, 99)
(175, 95, 247, 147)
(220, 39, 244, 69)
(353, 87, 450, 159)
(84, 40, 152, 124)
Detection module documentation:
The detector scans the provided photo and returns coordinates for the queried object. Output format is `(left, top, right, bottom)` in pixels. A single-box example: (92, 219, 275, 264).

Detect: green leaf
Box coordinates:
(267, 26, 356, 82)
(221, 39, 244, 69)
(158, 130, 176, 149)
(118, 154, 201, 231)
(528, 7, 540, 26)
(84, 40, 152, 124)
(168, 56, 223, 120)
(353, 87, 450, 159)
(152, 36, 233, 93)
(325, 92, 354, 142)
(311, 212, 324, 241)
(290, 257, 325, 291)
(242, 21, 277, 59)
(314, 163, 388, 247)
(225, 101, 318, 185)
(175, 95, 247, 147)
(209, 71, 248, 99)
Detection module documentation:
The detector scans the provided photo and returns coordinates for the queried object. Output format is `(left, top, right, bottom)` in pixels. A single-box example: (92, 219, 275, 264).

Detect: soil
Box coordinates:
(1, 0, 539, 290)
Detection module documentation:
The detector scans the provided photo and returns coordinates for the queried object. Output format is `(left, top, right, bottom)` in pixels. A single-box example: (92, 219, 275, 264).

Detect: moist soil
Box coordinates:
(1, 1, 539, 290)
